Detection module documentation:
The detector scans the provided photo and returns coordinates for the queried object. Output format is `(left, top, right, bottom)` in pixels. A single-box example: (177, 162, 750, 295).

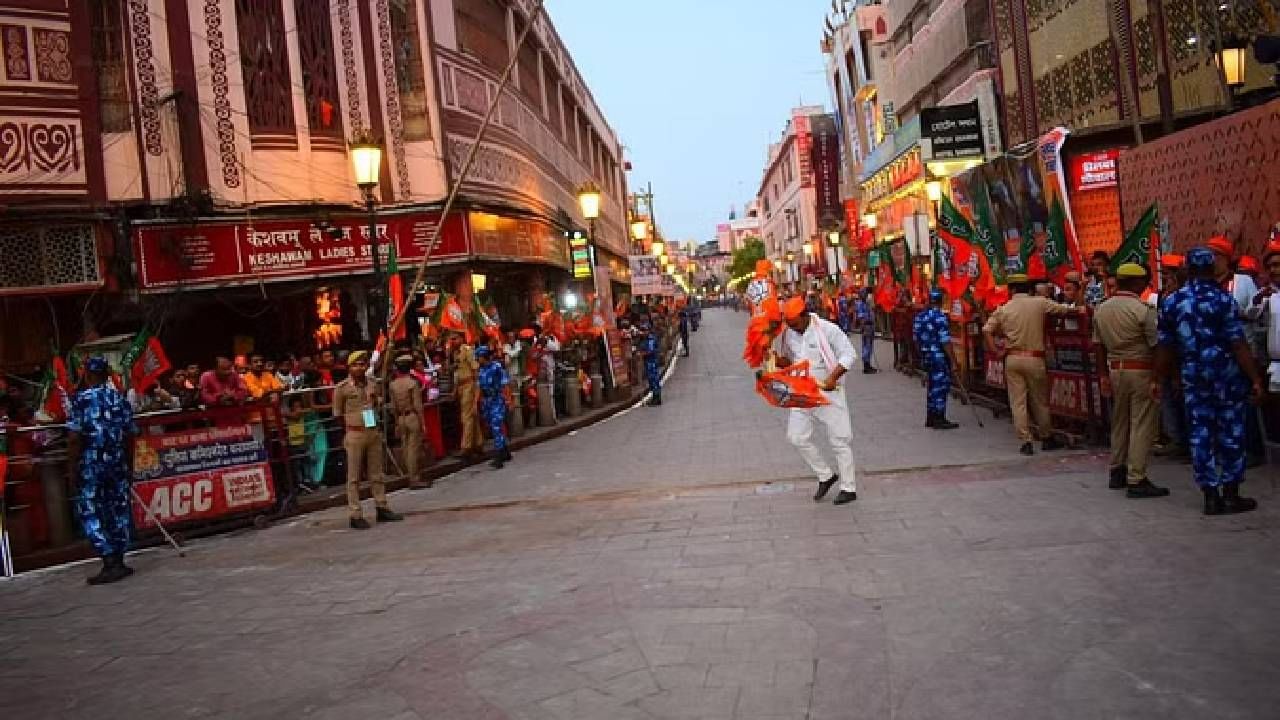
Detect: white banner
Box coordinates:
(629, 255, 664, 295)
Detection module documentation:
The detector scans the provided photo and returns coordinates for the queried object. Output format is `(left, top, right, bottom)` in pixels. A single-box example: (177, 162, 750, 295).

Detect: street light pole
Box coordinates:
(365, 189, 384, 339)
(350, 131, 386, 343)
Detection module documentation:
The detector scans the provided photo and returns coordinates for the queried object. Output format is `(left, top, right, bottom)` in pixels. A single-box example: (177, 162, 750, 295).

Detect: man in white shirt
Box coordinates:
(774, 296, 860, 506)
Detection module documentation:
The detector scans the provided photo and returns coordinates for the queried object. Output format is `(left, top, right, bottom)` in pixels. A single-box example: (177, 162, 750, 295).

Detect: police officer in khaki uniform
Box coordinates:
(1092, 263, 1170, 498)
(982, 274, 1080, 455)
(332, 350, 403, 529)
(453, 334, 484, 457)
(389, 353, 427, 487)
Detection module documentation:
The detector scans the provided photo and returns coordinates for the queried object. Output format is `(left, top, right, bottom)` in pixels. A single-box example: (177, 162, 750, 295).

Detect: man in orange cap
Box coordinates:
(1212, 236, 1268, 464)
(774, 295, 860, 506)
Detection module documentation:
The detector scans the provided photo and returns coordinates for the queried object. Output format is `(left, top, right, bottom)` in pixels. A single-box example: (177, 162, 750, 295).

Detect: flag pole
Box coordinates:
(378, 0, 548, 390)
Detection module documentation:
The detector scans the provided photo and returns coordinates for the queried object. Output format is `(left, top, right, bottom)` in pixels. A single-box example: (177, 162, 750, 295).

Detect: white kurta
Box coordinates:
(776, 314, 859, 493)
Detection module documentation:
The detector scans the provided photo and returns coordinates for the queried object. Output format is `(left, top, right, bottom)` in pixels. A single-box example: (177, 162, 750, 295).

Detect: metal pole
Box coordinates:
(365, 193, 384, 340)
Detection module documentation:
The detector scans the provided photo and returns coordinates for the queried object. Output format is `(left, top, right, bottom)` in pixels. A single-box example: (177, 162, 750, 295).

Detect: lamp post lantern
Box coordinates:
(576, 181, 602, 283)
(350, 131, 385, 341)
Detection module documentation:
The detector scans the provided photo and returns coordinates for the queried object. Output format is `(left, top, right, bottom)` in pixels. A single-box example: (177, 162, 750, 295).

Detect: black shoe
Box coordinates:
(814, 475, 839, 501)
(502, 448, 514, 462)
(350, 517, 372, 530)
(1126, 479, 1170, 499)
(925, 412, 937, 428)
(1221, 482, 1258, 514)
(1042, 436, 1065, 451)
(376, 507, 403, 523)
(833, 490, 857, 506)
(933, 416, 959, 430)
(1202, 487, 1224, 516)
(1019, 442, 1035, 456)
(489, 455, 506, 469)
(1108, 466, 1128, 489)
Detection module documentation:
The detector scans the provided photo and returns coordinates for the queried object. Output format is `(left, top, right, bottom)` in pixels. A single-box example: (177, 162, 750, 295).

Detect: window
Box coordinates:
(236, 0, 295, 141)
(295, 0, 342, 141)
(91, 0, 130, 132)
(546, 77, 565, 140)
(515, 18, 542, 112)
(455, 0, 509, 75)
(390, 0, 429, 140)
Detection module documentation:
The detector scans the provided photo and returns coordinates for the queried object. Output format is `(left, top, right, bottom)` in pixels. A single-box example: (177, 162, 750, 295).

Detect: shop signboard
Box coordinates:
(134, 212, 471, 291)
(629, 255, 664, 295)
(130, 424, 275, 529)
(569, 231, 593, 279)
(1069, 150, 1120, 192)
(920, 101, 983, 161)
(794, 113, 814, 188)
(468, 213, 571, 268)
(812, 115, 841, 218)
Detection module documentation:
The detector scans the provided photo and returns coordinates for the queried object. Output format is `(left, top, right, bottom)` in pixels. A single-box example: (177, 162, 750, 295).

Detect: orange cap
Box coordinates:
(1238, 255, 1261, 274)
(1207, 235, 1234, 257)
(1160, 253, 1184, 269)
(782, 296, 807, 320)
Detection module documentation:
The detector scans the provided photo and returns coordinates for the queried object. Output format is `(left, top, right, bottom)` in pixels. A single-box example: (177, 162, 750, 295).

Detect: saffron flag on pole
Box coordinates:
(122, 331, 171, 393)
(934, 196, 977, 299)
(387, 242, 406, 342)
(1110, 204, 1160, 277)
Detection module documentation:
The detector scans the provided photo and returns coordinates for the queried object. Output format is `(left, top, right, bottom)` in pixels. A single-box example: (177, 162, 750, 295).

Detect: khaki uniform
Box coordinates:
(454, 345, 483, 453)
(983, 293, 1077, 441)
(389, 374, 425, 483)
(332, 378, 387, 520)
(1092, 292, 1158, 484)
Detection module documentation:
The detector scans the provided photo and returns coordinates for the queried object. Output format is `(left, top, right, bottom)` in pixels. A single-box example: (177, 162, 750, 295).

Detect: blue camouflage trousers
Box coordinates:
(74, 459, 132, 557)
(1186, 393, 1246, 488)
(923, 352, 950, 414)
(482, 397, 508, 452)
(861, 332, 875, 367)
(646, 358, 661, 393)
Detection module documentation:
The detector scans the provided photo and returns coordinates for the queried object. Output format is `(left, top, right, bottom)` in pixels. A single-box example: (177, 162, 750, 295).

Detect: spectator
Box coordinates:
(127, 381, 180, 414)
(199, 356, 248, 406)
(276, 357, 300, 390)
(1086, 251, 1110, 307)
(168, 369, 200, 409)
(243, 353, 284, 401)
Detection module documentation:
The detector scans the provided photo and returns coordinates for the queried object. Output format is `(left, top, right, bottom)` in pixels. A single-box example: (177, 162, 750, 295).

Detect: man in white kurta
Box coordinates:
(774, 297, 860, 506)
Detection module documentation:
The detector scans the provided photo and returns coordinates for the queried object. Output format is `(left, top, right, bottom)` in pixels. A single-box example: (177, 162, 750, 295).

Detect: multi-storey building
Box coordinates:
(0, 0, 628, 369)
(756, 107, 842, 288)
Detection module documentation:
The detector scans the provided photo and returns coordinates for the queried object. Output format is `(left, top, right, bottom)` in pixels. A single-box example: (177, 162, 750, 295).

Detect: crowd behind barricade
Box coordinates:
(0, 297, 693, 578)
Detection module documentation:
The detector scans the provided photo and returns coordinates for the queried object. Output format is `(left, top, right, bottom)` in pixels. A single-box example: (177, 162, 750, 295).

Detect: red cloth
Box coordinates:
(199, 370, 247, 405)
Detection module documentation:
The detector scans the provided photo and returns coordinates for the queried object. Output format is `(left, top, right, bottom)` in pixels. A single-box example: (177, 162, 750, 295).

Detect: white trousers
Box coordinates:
(787, 385, 857, 492)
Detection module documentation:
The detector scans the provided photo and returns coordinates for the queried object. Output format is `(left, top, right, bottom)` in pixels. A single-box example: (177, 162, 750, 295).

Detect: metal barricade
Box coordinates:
(891, 307, 923, 376)
(1044, 313, 1109, 444)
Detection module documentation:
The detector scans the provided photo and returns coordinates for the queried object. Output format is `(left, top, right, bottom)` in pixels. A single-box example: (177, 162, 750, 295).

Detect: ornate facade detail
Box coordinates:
(0, 120, 82, 176)
(375, 0, 411, 197)
(204, 0, 241, 188)
(127, 0, 162, 155)
(335, 0, 364, 133)
(2, 24, 30, 80)
(32, 28, 72, 84)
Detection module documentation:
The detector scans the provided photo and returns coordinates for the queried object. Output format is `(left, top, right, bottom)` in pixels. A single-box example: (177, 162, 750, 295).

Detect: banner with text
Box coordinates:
(130, 424, 275, 529)
(629, 255, 664, 295)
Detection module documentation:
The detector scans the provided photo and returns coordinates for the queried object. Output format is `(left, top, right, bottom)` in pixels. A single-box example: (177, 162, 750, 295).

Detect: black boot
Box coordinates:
(86, 554, 132, 585)
(1221, 482, 1258, 514)
(490, 451, 507, 469)
(375, 507, 403, 523)
(1108, 465, 1128, 489)
(350, 517, 372, 530)
(833, 490, 858, 505)
(933, 414, 959, 430)
(1202, 486, 1224, 516)
(1042, 435, 1065, 451)
(925, 411, 937, 428)
(1019, 442, 1035, 456)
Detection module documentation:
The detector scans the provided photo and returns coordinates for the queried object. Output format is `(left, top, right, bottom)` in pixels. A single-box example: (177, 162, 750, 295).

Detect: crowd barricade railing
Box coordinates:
(959, 319, 1011, 415)
(891, 307, 923, 376)
(1044, 312, 1110, 444)
(0, 398, 313, 573)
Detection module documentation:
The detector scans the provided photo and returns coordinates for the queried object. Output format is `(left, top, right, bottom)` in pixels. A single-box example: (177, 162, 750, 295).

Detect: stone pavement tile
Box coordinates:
(634, 686, 740, 719)
(735, 681, 814, 718)
(705, 660, 775, 687)
(569, 646, 649, 682)
(651, 663, 710, 689)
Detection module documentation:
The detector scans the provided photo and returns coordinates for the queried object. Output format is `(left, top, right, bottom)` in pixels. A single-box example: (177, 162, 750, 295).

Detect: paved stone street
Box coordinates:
(3, 309, 1280, 719)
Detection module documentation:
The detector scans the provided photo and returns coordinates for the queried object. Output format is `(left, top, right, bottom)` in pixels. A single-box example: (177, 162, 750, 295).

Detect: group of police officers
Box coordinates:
(913, 241, 1265, 515)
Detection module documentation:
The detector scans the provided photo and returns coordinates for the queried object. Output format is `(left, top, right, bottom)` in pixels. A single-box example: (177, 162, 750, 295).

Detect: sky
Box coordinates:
(545, 0, 833, 247)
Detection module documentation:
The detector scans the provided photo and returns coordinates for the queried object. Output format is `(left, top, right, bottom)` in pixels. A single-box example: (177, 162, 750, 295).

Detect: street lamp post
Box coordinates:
(350, 132, 385, 341)
(577, 179, 602, 274)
